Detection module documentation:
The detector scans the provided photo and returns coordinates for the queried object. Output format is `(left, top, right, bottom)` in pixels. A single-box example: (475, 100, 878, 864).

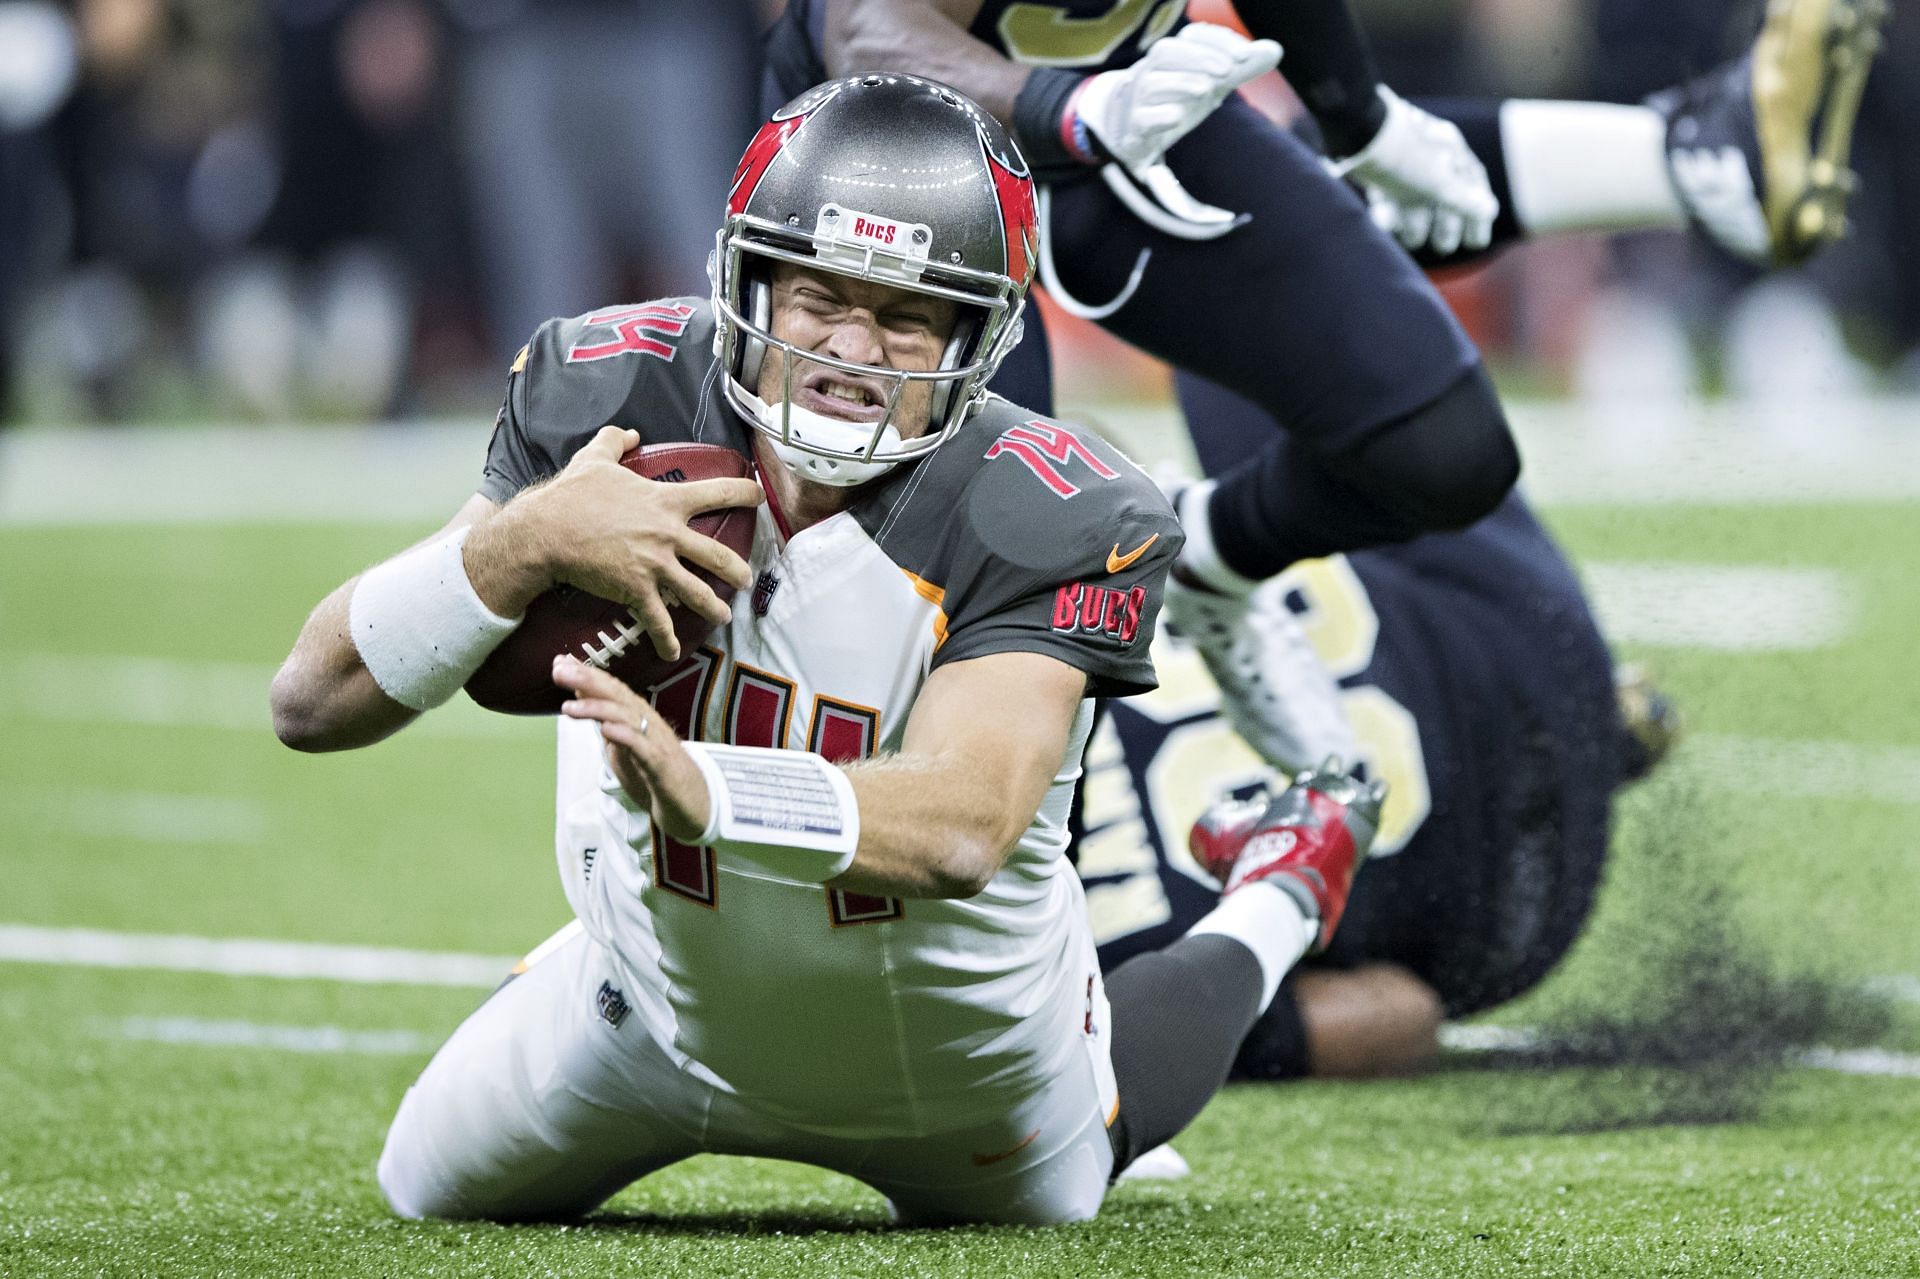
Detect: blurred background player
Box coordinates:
(452, 0, 760, 357)
(0, 1, 78, 414)
(0, 0, 762, 423)
(1, 1, 1911, 427)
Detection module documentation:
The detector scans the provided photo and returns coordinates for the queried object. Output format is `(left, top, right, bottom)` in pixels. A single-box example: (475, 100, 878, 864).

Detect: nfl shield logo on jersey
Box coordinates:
(752, 571, 781, 617)
(595, 981, 630, 1028)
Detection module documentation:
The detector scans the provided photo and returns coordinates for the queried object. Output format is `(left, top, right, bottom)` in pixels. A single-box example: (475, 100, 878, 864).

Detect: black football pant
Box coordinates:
(1092, 374, 1621, 1080)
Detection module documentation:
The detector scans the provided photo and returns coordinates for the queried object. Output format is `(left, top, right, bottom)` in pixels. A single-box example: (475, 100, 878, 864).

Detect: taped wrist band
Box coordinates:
(348, 526, 522, 712)
(682, 743, 860, 884)
(1014, 67, 1101, 180)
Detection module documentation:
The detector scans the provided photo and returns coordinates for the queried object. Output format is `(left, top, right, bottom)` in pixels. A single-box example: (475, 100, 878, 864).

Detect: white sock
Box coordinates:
(1500, 100, 1685, 235)
(1173, 480, 1260, 598)
(1186, 882, 1313, 1009)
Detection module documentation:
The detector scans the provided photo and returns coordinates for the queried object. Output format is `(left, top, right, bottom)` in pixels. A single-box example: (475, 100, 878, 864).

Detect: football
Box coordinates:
(464, 441, 758, 714)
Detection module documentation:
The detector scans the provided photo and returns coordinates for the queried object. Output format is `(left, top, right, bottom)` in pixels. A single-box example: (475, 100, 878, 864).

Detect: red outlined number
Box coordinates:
(809, 697, 902, 926)
(723, 662, 796, 752)
(566, 303, 696, 364)
(639, 654, 901, 930)
(983, 420, 1118, 499)
(647, 649, 723, 906)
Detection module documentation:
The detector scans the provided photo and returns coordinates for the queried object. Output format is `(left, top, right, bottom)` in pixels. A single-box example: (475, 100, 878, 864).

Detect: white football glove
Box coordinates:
(1074, 23, 1281, 237)
(1332, 86, 1499, 257)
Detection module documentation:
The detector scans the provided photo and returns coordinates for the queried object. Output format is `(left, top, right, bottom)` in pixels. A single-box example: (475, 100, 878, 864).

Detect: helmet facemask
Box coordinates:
(712, 209, 1026, 488)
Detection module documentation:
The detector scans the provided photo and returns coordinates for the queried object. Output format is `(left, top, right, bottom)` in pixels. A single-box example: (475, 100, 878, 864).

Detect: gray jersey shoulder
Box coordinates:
(857, 395, 1179, 585)
(480, 297, 749, 503)
(853, 396, 1182, 697)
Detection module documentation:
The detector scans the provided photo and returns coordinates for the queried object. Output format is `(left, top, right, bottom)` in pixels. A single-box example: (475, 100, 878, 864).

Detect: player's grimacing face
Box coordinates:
(756, 263, 960, 440)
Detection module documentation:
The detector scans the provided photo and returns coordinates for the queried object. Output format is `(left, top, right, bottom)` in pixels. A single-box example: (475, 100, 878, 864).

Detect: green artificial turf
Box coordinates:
(2, 498, 1917, 1276)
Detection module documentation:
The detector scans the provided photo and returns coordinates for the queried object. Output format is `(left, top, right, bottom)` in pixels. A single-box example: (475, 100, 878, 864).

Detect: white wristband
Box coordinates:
(348, 527, 521, 712)
(681, 743, 860, 884)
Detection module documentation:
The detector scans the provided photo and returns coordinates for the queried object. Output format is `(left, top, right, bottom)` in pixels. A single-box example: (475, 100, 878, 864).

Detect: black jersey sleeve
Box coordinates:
(926, 416, 1182, 699)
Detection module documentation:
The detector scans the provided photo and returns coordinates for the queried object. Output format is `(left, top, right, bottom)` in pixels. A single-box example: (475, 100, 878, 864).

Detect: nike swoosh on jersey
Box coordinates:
(971, 1128, 1042, 1168)
(1107, 533, 1159, 574)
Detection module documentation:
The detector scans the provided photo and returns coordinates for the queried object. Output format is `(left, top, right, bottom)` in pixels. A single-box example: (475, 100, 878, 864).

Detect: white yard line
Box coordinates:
(1087, 399, 1920, 506)
(16, 651, 1916, 810)
(1679, 733, 1920, 806)
(1504, 400, 1920, 507)
(1439, 1024, 1920, 1080)
(6, 401, 1920, 525)
(104, 1016, 439, 1056)
(8, 923, 1914, 1073)
(1865, 974, 1920, 1006)
(0, 652, 531, 740)
(1582, 563, 1854, 651)
(86, 1008, 1920, 1077)
(49, 789, 270, 846)
(1436, 1024, 1546, 1053)
(0, 924, 515, 988)
(1798, 1047, 1920, 1079)
(0, 421, 482, 526)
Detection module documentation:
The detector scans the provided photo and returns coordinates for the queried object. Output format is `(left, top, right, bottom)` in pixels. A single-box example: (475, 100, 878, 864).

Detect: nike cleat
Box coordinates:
(1615, 662, 1684, 786)
(1651, 0, 1889, 266)
(1188, 757, 1387, 950)
(1163, 573, 1360, 775)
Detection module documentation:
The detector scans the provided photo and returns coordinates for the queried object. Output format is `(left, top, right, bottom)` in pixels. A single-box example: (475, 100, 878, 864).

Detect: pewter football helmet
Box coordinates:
(712, 74, 1038, 483)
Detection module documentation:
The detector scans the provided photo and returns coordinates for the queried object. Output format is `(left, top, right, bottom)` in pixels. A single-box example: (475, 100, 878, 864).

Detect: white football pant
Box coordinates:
(377, 924, 1118, 1225)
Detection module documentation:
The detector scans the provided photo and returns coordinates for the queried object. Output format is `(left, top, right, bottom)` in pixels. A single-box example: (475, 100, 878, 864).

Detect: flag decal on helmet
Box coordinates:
(986, 149, 1038, 288)
(729, 115, 810, 218)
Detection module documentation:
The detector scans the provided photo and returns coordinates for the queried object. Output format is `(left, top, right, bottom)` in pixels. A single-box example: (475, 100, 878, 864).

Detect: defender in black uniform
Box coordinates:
(768, 0, 1515, 587)
(1081, 374, 1660, 1081)
(763, 0, 1887, 593)
(762, 0, 1884, 802)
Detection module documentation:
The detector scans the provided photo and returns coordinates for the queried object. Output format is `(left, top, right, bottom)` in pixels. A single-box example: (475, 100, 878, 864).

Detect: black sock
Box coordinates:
(1230, 975, 1314, 1081)
(1104, 934, 1268, 1172)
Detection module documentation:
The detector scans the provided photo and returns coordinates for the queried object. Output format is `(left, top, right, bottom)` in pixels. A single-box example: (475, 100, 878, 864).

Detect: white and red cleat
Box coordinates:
(1188, 757, 1387, 950)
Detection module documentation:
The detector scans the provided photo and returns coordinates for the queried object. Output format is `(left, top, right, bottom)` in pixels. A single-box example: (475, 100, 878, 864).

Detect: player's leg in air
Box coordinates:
(1132, 0, 1886, 766)
(1366, 0, 1891, 268)
(772, 2, 1887, 779)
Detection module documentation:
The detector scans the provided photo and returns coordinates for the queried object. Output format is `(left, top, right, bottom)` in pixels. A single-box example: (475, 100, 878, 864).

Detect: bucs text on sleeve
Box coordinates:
(853, 399, 1182, 700)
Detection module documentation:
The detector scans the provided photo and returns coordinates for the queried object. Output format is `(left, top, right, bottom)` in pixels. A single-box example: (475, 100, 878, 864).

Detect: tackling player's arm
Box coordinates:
(1232, 0, 1495, 252)
(1232, 0, 1384, 154)
(821, 0, 1275, 187)
(271, 427, 757, 753)
(826, 0, 1025, 123)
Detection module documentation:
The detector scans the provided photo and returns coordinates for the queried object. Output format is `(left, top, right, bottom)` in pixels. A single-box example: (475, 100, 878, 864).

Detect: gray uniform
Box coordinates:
(379, 297, 1183, 1226)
